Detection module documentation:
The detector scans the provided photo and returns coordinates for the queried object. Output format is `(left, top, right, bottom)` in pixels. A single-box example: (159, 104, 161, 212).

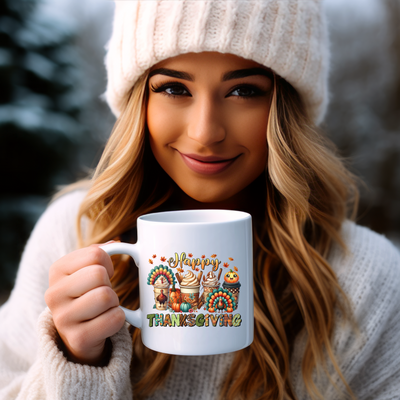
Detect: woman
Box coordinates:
(1, 1, 399, 399)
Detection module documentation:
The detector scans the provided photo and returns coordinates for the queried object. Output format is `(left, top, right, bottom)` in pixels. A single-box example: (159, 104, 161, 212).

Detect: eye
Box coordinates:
(150, 82, 191, 98)
(227, 84, 267, 99)
(165, 85, 189, 96)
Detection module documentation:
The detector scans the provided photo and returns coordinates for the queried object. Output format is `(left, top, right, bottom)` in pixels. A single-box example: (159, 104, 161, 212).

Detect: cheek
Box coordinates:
(147, 95, 189, 146)
(230, 102, 269, 136)
(147, 99, 171, 145)
(147, 99, 186, 180)
(230, 107, 269, 159)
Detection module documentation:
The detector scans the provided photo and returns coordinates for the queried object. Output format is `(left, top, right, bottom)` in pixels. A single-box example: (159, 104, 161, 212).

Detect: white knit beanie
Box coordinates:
(105, 0, 329, 125)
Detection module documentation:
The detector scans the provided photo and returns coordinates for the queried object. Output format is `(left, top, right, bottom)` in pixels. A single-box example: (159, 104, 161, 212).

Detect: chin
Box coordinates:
(182, 187, 242, 207)
(189, 193, 228, 204)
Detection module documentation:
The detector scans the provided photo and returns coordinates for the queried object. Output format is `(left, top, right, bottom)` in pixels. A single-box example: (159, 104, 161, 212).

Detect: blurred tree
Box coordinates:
(325, 1, 400, 241)
(383, 0, 400, 128)
(63, 0, 115, 148)
(0, 0, 87, 296)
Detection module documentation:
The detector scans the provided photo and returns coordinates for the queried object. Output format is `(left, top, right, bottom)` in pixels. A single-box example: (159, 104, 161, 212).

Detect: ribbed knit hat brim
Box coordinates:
(105, 0, 329, 125)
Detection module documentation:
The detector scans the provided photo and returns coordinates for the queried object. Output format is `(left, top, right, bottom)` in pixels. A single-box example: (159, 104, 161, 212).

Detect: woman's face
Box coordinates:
(147, 52, 272, 205)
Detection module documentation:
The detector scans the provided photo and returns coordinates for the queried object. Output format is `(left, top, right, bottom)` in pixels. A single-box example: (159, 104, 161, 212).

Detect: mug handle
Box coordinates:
(100, 242, 142, 329)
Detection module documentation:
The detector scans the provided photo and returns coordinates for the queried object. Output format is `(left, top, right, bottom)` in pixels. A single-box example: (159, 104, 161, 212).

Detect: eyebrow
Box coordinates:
(148, 67, 273, 81)
(222, 68, 273, 81)
(148, 68, 194, 81)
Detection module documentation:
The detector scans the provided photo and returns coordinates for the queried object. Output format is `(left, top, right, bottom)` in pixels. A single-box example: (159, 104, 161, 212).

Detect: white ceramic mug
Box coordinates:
(101, 209, 253, 356)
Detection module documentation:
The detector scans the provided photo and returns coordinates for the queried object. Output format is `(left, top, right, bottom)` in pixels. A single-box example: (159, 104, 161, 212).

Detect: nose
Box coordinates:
(187, 97, 226, 146)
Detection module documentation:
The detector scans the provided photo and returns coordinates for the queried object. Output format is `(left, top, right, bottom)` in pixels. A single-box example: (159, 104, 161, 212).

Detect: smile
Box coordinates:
(178, 152, 241, 175)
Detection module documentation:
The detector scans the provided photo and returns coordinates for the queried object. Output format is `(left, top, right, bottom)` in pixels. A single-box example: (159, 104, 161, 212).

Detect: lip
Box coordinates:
(178, 152, 240, 175)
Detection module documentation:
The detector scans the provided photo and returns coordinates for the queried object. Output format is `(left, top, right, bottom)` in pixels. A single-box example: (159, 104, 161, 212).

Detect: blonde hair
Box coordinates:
(76, 70, 358, 400)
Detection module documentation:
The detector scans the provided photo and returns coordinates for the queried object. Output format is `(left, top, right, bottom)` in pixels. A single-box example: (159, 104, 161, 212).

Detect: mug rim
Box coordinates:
(138, 209, 251, 225)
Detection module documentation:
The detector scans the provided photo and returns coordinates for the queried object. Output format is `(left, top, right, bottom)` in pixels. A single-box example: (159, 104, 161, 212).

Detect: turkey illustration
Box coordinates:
(205, 288, 236, 313)
(156, 289, 168, 307)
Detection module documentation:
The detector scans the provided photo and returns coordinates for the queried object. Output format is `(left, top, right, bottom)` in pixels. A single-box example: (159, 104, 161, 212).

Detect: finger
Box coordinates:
(66, 265, 112, 298)
(49, 245, 114, 285)
(45, 265, 113, 310)
(63, 306, 126, 358)
(81, 306, 126, 343)
(59, 286, 120, 325)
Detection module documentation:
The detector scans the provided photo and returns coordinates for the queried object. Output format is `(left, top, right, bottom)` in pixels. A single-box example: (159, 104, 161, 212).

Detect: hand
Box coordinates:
(45, 244, 126, 366)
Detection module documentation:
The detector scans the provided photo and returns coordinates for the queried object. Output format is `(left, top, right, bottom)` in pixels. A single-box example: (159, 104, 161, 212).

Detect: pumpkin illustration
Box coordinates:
(224, 269, 239, 284)
(180, 301, 191, 312)
(171, 302, 181, 312)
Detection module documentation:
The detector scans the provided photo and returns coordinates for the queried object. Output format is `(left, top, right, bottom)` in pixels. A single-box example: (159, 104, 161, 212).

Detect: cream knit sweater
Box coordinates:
(0, 190, 399, 399)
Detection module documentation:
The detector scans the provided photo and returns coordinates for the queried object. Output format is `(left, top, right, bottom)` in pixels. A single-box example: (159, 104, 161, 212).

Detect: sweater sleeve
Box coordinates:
(335, 223, 400, 400)
(290, 221, 400, 399)
(0, 190, 133, 399)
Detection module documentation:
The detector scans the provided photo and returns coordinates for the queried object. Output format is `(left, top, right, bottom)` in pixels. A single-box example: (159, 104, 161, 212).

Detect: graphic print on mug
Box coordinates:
(146, 253, 242, 328)
(101, 209, 253, 356)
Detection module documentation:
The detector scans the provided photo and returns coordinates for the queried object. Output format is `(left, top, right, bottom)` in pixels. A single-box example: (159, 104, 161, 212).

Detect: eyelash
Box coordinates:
(150, 82, 190, 98)
(150, 81, 268, 100)
(229, 85, 267, 99)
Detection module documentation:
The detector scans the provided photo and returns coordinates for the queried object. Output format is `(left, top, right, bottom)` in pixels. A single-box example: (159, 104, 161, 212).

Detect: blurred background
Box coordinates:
(0, 0, 399, 304)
